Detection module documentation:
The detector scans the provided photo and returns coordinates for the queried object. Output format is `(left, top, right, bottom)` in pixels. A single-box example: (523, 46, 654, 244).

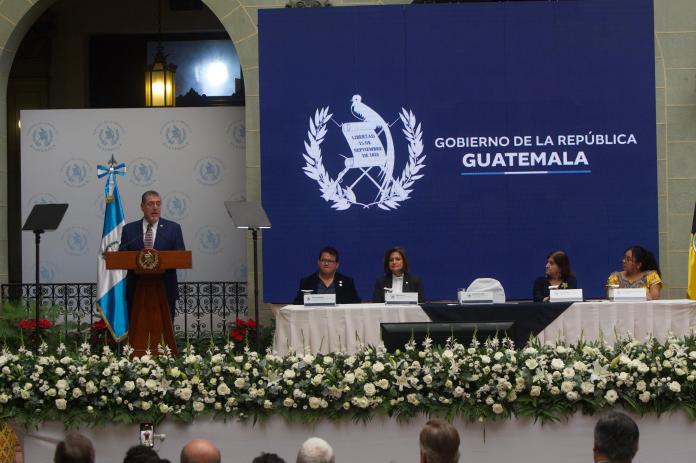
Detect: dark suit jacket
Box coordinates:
(372, 273, 424, 303)
(292, 271, 361, 305)
(119, 217, 185, 316)
(532, 275, 578, 302)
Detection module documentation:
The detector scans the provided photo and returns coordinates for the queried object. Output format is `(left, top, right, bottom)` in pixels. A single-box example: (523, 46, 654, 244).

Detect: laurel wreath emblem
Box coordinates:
(302, 107, 426, 210)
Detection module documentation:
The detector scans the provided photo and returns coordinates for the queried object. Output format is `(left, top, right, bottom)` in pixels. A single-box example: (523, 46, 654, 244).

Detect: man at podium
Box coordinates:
(119, 190, 185, 320)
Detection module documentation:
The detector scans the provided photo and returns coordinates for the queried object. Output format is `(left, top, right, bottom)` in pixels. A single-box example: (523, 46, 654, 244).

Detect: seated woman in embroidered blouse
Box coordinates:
(606, 245, 662, 300)
(372, 247, 424, 303)
(532, 250, 577, 302)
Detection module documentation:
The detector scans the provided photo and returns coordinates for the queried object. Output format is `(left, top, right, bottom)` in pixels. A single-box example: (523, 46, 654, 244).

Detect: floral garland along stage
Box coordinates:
(1, 334, 695, 428)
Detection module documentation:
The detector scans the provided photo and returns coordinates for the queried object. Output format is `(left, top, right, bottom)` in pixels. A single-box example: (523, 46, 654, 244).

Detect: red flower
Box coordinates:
(16, 319, 53, 330)
(229, 318, 256, 342)
(91, 319, 108, 331)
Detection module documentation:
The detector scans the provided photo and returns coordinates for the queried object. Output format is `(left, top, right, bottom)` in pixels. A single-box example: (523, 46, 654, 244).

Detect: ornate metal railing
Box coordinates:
(0, 282, 248, 340)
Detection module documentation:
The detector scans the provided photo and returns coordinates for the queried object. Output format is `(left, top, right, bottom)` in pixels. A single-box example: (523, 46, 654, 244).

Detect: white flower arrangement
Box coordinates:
(0, 335, 695, 427)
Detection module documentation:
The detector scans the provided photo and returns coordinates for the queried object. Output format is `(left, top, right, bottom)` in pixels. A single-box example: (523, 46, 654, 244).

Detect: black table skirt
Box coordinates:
(420, 301, 573, 348)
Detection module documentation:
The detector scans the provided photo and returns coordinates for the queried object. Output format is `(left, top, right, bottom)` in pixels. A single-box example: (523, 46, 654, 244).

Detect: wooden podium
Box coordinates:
(104, 249, 192, 356)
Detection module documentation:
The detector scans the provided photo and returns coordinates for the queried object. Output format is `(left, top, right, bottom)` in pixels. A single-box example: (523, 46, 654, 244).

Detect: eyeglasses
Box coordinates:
(144, 201, 161, 208)
(621, 256, 634, 262)
(319, 259, 337, 264)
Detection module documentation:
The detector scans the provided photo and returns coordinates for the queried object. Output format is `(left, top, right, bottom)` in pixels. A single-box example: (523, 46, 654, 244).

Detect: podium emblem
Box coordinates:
(301, 95, 426, 211)
(137, 249, 161, 271)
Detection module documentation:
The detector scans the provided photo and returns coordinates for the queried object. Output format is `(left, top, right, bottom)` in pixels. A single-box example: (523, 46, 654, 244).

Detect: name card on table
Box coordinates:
(458, 290, 494, 304)
(608, 287, 646, 302)
(384, 292, 419, 305)
(549, 288, 584, 302)
(303, 294, 337, 306)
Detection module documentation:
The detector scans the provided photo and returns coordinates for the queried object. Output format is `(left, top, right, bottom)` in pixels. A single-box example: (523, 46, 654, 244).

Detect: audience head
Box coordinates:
(253, 453, 286, 463)
(593, 412, 639, 463)
(296, 437, 335, 463)
(123, 445, 160, 463)
(180, 438, 221, 463)
(383, 246, 409, 276)
(419, 418, 460, 463)
(545, 250, 574, 279)
(317, 247, 340, 277)
(623, 245, 660, 276)
(54, 432, 95, 463)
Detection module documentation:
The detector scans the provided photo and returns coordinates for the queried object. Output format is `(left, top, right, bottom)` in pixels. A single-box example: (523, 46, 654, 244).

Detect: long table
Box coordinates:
(273, 303, 430, 355)
(273, 300, 696, 354)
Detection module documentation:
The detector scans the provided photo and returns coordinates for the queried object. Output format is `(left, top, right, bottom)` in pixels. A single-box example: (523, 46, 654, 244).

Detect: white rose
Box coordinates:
(494, 352, 504, 361)
(72, 388, 83, 398)
(636, 380, 646, 392)
(604, 389, 618, 404)
(555, 345, 567, 354)
(618, 372, 629, 382)
(453, 386, 464, 398)
(480, 355, 491, 364)
(639, 391, 651, 403)
(669, 381, 681, 393)
(443, 350, 454, 359)
(159, 403, 170, 413)
(293, 389, 305, 399)
(377, 379, 389, 389)
(485, 396, 494, 405)
(323, 356, 333, 365)
(423, 375, 433, 385)
(56, 380, 68, 391)
(178, 388, 192, 401)
(283, 369, 296, 379)
(193, 401, 205, 412)
(55, 399, 67, 410)
(573, 361, 588, 372)
(311, 375, 323, 386)
(344, 373, 355, 384)
(492, 403, 504, 414)
(372, 362, 385, 373)
(525, 359, 538, 369)
(217, 383, 231, 395)
(560, 381, 575, 393)
(406, 393, 419, 405)
(566, 391, 579, 401)
(145, 379, 157, 390)
(169, 367, 180, 378)
(303, 354, 315, 364)
(141, 401, 151, 411)
(46, 388, 57, 397)
(562, 368, 576, 379)
(283, 398, 294, 407)
(530, 386, 541, 397)
(264, 400, 273, 409)
(550, 386, 560, 395)
(309, 397, 322, 409)
(551, 358, 565, 370)
(523, 347, 538, 355)
(234, 378, 246, 389)
(364, 383, 376, 396)
(124, 381, 135, 392)
(580, 382, 595, 394)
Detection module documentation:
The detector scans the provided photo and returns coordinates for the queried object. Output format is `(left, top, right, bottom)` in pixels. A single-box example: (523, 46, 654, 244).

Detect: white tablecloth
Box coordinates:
(273, 303, 430, 355)
(538, 299, 696, 344)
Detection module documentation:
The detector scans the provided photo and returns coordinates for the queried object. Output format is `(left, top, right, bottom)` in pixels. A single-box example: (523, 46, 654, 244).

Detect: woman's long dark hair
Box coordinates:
(627, 245, 661, 276)
(548, 250, 574, 279)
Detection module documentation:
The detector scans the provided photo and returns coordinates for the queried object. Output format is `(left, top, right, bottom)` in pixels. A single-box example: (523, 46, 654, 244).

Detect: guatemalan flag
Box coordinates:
(96, 158, 128, 340)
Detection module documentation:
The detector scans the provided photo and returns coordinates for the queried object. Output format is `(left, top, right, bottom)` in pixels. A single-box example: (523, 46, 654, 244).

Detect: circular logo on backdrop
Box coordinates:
(195, 226, 224, 255)
(40, 263, 57, 283)
(128, 157, 157, 186)
(160, 120, 191, 150)
(162, 191, 191, 221)
(194, 157, 224, 185)
(62, 226, 90, 256)
(227, 121, 245, 149)
(93, 121, 124, 151)
(62, 159, 91, 187)
(28, 123, 57, 152)
(234, 264, 248, 281)
(27, 193, 57, 209)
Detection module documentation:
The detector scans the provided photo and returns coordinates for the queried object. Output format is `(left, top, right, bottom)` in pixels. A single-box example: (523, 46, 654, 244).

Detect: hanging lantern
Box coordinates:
(145, 44, 177, 107)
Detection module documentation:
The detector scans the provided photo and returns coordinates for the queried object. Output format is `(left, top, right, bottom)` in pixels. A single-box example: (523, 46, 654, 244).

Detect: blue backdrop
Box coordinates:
(259, 0, 656, 302)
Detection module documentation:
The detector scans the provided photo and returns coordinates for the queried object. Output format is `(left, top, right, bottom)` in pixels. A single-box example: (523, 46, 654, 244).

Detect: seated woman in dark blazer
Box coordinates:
(372, 247, 424, 303)
(532, 250, 577, 302)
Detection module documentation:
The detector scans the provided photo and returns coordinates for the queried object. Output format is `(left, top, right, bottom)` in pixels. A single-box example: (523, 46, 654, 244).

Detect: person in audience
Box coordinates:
(372, 246, 424, 303)
(296, 437, 335, 463)
(532, 250, 577, 302)
(293, 246, 360, 304)
(593, 411, 639, 463)
(606, 245, 662, 300)
(54, 432, 95, 463)
(180, 438, 221, 463)
(253, 453, 286, 463)
(123, 445, 161, 463)
(419, 418, 460, 463)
